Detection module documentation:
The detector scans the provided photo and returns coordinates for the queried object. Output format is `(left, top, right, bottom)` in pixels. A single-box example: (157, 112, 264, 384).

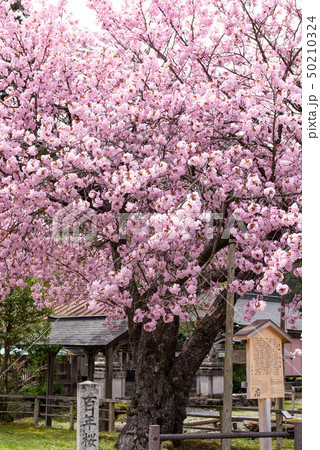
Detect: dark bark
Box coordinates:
(116, 292, 227, 449)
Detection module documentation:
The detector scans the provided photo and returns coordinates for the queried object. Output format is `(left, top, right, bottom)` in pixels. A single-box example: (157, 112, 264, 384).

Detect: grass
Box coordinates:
(0, 421, 296, 450)
(0, 421, 117, 449)
(0, 408, 299, 450)
(230, 437, 294, 449)
(175, 437, 294, 449)
(284, 399, 302, 410)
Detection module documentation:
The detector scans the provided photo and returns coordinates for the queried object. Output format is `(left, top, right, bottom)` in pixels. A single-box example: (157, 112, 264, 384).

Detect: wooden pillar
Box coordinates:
(98, 347, 113, 431)
(104, 347, 113, 399)
(69, 400, 75, 430)
(148, 425, 160, 450)
(294, 422, 302, 450)
(280, 294, 286, 330)
(45, 351, 57, 427)
(86, 349, 97, 382)
(275, 399, 284, 450)
(291, 386, 296, 410)
(33, 398, 40, 426)
(276, 294, 286, 450)
(221, 238, 236, 450)
(258, 398, 272, 450)
(108, 401, 115, 432)
(70, 355, 78, 396)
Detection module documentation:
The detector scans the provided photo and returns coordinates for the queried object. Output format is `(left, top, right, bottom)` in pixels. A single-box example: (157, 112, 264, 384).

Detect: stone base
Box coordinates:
(112, 371, 126, 399)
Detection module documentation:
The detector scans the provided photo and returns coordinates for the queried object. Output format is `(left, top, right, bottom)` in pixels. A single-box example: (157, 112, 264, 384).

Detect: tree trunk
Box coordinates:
(116, 293, 227, 449)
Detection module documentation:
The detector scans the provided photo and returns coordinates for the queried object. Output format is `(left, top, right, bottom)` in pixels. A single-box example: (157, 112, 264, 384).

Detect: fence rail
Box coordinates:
(0, 394, 123, 432)
(148, 423, 302, 450)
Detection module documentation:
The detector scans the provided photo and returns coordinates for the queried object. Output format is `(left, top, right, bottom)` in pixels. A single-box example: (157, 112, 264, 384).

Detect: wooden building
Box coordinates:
(46, 302, 130, 399)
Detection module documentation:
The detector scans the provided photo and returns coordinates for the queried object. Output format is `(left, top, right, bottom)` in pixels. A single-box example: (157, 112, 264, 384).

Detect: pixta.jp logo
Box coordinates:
(52, 203, 98, 248)
(119, 212, 247, 240)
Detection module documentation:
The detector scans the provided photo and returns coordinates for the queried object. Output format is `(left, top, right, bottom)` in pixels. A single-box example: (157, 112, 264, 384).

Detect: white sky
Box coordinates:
(64, 0, 99, 29)
(33, 0, 124, 30)
(64, 0, 124, 29)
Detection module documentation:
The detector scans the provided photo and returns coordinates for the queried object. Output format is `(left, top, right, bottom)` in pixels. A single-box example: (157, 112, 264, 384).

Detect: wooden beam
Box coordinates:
(70, 355, 78, 396)
(45, 351, 57, 427)
(87, 351, 96, 382)
(276, 294, 286, 450)
(99, 347, 114, 431)
(258, 398, 272, 450)
(104, 347, 113, 399)
(221, 238, 236, 450)
(148, 425, 160, 450)
(33, 398, 40, 426)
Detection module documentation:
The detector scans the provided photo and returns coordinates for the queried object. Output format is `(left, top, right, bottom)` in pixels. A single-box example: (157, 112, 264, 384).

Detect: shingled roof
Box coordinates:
(48, 317, 128, 348)
(47, 301, 128, 349)
(51, 300, 106, 318)
(234, 319, 292, 343)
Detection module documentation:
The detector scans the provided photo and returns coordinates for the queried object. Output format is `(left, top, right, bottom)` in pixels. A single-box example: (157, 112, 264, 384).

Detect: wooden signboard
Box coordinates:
(235, 320, 292, 450)
(247, 327, 284, 399)
(234, 320, 292, 399)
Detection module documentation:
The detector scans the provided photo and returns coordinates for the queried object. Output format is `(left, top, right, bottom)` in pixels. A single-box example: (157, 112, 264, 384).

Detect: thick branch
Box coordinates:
(171, 291, 227, 385)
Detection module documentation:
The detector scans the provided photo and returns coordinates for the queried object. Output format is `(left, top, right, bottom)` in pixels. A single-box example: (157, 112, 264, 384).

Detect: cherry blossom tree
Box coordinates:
(0, 0, 301, 447)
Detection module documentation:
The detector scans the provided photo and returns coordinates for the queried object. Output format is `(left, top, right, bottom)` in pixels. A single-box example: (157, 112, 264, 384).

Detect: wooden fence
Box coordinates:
(0, 394, 302, 440)
(183, 401, 301, 433)
(0, 394, 128, 432)
(148, 423, 302, 450)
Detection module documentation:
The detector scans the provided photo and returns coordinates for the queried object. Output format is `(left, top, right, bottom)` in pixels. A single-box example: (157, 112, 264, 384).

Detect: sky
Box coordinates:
(33, 0, 123, 30)
(63, 0, 98, 29)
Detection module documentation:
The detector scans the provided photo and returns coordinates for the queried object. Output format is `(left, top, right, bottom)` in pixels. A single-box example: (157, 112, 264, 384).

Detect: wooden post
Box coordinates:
(108, 401, 115, 432)
(221, 238, 236, 450)
(70, 356, 78, 396)
(219, 408, 223, 432)
(87, 350, 96, 382)
(294, 422, 302, 450)
(69, 400, 75, 431)
(258, 398, 272, 450)
(280, 294, 286, 330)
(291, 386, 296, 410)
(99, 400, 107, 432)
(276, 294, 286, 450)
(148, 425, 160, 450)
(33, 398, 40, 426)
(104, 347, 113, 399)
(45, 351, 56, 427)
(275, 398, 284, 450)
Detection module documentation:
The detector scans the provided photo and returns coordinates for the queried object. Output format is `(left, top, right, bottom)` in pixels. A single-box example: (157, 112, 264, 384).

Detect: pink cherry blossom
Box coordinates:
(0, 0, 301, 331)
(276, 283, 290, 296)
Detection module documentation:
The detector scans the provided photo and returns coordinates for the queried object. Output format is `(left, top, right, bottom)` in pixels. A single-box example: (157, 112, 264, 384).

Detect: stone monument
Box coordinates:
(77, 381, 99, 450)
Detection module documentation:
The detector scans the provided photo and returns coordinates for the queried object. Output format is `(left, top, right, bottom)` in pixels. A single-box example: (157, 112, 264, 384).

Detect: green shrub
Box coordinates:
(233, 365, 246, 393)
(21, 382, 63, 396)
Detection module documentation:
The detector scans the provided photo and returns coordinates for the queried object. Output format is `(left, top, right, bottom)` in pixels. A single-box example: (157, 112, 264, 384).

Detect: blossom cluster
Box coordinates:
(0, 0, 301, 328)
